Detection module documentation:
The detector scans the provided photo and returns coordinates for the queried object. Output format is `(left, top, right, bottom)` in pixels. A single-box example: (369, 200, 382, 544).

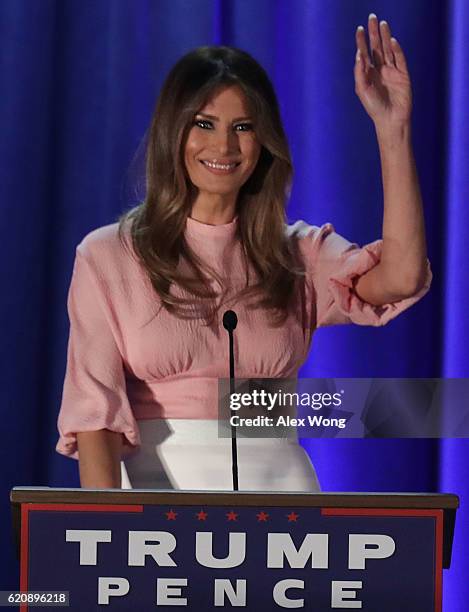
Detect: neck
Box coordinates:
(190, 191, 238, 225)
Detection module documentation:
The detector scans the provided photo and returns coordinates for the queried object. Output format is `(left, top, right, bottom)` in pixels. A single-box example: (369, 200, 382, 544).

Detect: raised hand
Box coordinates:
(354, 13, 412, 129)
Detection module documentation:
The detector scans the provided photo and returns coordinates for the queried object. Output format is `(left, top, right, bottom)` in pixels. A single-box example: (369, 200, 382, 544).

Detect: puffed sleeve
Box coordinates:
(308, 223, 432, 328)
(56, 246, 141, 460)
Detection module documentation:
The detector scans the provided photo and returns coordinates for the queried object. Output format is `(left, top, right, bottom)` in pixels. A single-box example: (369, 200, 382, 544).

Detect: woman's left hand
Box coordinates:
(354, 14, 412, 129)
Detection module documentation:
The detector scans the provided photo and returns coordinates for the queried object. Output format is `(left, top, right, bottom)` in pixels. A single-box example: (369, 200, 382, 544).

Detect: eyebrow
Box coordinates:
(196, 112, 252, 122)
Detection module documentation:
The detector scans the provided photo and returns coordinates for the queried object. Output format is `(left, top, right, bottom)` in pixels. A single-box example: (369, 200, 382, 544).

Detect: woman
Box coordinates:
(56, 15, 431, 491)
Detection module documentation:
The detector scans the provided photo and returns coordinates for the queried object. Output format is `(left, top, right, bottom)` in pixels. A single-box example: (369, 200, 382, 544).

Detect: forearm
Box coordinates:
(355, 122, 428, 304)
(76, 429, 123, 488)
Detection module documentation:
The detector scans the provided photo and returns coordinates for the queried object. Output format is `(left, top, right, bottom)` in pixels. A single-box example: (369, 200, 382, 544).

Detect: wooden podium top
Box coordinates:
(10, 487, 459, 509)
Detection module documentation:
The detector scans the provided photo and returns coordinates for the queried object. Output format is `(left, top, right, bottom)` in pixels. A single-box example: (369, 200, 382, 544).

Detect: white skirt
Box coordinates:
(121, 419, 320, 492)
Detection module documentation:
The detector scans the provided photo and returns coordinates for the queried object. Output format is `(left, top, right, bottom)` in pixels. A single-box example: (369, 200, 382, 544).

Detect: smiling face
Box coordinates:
(184, 85, 261, 205)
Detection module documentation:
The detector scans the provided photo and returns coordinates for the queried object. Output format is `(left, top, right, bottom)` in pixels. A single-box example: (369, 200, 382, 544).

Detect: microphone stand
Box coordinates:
(223, 310, 239, 491)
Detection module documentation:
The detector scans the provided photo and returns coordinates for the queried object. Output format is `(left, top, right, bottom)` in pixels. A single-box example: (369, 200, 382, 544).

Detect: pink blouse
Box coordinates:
(56, 216, 432, 459)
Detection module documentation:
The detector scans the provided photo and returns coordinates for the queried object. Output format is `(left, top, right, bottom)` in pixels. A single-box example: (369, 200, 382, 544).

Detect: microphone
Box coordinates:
(223, 310, 239, 491)
(223, 310, 238, 382)
(222, 310, 238, 334)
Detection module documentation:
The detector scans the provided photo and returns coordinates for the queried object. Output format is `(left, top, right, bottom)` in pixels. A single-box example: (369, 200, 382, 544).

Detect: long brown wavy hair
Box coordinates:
(119, 46, 305, 326)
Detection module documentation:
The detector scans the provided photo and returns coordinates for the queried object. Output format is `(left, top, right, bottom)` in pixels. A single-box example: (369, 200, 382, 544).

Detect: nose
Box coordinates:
(214, 128, 239, 155)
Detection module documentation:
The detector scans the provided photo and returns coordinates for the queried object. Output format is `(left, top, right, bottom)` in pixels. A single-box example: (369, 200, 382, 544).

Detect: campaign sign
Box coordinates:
(19, 500, 442, 611)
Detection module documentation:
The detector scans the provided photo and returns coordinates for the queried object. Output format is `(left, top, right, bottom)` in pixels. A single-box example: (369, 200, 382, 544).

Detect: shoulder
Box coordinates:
(285, 219, 332, 240)
(74, 220, 138, 283)
(77, 221, 128, 256)
(285, 219, 345, 252)
(285, 220, 359, 271)
(76, 221, 135, 263)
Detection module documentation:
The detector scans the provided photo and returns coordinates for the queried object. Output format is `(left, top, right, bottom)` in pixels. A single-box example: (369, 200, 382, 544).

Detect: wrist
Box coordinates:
(374, 121, 412, 144)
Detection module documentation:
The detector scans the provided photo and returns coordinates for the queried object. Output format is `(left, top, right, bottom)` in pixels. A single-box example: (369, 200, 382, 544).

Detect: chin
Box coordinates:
(207, 189, 240, 198)
(194, 181, 242, 198)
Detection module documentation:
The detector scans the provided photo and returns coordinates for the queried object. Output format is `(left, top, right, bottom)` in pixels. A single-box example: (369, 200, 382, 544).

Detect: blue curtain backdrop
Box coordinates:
(0, 0, 467, 606)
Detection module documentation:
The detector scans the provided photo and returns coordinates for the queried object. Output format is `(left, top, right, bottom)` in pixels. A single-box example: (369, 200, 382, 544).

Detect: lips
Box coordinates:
(200, 160, 241, 170)
(199, 160, 241, 175)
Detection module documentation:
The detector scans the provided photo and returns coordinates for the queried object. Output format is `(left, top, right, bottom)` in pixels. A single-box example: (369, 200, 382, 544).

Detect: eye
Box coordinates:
(194, 119, 213, 129)
(234, 123, 254, 132)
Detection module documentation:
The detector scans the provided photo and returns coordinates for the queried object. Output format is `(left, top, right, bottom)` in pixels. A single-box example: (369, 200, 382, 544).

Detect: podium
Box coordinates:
(11, 488, 458, 611)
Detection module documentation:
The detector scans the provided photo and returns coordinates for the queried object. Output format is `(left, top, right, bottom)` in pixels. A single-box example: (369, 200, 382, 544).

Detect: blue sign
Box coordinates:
(22, 502, 441, 610)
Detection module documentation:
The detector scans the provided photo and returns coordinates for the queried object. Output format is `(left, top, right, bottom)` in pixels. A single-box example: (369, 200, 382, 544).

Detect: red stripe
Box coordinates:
(20, 504, 29, 612)
(434, 510, 443, 612)
(321, 507, 441, 517)
(25, 503, 143, 512)
(321, 507, 443, 611)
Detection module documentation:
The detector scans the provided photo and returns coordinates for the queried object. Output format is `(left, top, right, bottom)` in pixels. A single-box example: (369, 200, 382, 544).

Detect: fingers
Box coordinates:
(355, 13, 408, 82)
(354, 45, 368, 92)
(355, 25, 371, 68)
(355, 15, 408, 74)
(367, 13, 384, 67)
(379, 20, 396, 67)
(391, 37, 408, 73)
